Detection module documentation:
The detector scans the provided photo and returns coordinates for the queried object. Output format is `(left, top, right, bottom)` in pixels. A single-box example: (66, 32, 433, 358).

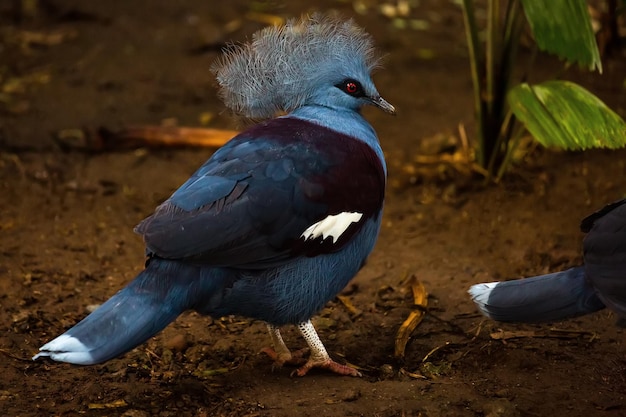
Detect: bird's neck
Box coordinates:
(286, 105, 385, 169)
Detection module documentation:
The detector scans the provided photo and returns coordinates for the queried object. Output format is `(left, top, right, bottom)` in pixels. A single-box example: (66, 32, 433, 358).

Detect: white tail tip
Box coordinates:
(33, 334, 95, 365)
(468, 281, 500, 316)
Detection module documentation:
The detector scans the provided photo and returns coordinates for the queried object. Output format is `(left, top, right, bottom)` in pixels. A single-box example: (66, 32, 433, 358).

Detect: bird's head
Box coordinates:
(308, 72, 395, 115)
(213, 14, 395, 118)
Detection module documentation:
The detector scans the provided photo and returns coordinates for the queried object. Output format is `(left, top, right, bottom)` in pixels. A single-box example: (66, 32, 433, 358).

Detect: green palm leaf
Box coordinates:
(520, 0, 602, 72)
(508, 81, 626, 150)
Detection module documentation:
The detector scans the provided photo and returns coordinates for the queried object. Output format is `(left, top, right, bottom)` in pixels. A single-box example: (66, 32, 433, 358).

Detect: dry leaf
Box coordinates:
(88, 399, 128, 409)
(394, 276, 428, 358)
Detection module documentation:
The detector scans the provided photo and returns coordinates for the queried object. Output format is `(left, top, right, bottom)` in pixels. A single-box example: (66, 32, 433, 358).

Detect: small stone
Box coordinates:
(483, 398, 520, 417)
(164, 334, 188, 352)
(86, 304, 101, 313)
(122, 410, 149, 417)
(341, 389, 361, 402)
(494, 388, 511, 398)
(379, 364, 395, 379)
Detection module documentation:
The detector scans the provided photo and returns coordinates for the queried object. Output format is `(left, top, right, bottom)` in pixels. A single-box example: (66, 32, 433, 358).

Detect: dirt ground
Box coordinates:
(2, 1, 626, 416)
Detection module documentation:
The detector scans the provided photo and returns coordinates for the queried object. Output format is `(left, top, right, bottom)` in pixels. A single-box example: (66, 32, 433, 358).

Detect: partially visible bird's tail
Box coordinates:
(469, 266, 606, 323)
(34, 258, 218, 365)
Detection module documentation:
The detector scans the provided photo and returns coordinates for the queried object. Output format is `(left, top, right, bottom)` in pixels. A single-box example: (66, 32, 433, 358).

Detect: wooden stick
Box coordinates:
(101, 125, 239, 149)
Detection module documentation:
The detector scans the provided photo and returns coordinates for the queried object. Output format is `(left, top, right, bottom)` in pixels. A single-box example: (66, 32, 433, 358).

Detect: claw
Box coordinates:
(291, 358, 362, 377)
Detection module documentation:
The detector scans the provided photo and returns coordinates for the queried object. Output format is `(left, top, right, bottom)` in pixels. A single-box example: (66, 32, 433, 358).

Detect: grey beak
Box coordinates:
(371, 96, 396, 115)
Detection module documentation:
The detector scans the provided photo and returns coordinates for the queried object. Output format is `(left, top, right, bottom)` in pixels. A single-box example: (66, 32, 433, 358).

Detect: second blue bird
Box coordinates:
(469, 198, 626, 323)
(33, 14, 395, 377)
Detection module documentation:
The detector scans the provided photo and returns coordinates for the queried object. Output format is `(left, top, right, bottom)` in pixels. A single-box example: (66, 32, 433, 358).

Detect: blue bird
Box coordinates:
(469, 198, 626, 323)
(33, 14, 395, 377)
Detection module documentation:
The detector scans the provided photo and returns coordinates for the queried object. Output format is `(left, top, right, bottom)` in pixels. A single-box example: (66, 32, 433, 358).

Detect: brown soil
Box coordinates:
(2, 1, 626, 416)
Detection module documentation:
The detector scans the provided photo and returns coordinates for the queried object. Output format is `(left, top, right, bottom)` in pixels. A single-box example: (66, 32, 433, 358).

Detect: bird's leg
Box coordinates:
(292, 320, 361, 377)
(261, 324, 308, 367)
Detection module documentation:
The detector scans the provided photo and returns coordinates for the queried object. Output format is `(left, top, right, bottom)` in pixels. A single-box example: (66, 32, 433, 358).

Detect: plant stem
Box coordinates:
(481, 0, 501, 178)
(502, 0, 524, 93)
(495, 120, 526, 182)
(485, 0, 499, 133)
(485, 0, 524, 180)
(485, 109, 513, 182)
(461, 0, 485, 167)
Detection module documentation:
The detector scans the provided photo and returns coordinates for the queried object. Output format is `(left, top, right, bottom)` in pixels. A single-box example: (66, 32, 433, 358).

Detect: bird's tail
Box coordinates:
(34, 258, 219, 365)
(468, 266, 606, 323)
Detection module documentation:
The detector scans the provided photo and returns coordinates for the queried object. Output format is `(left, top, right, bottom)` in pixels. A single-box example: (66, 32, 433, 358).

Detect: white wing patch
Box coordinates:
(301, 211, 363, 244)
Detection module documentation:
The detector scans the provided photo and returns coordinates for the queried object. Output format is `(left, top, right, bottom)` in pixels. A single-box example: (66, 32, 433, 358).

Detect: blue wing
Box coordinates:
(134, 117, 386, 268)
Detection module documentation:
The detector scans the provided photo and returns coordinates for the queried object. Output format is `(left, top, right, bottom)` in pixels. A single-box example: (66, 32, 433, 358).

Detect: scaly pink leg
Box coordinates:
(292, 320, 361, 377)
(261, 324, 308, 367)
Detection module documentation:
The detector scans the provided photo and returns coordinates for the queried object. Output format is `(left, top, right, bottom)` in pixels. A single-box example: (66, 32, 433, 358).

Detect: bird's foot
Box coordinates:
(260, 347, 309, 367)
(291, 357, 362, 377)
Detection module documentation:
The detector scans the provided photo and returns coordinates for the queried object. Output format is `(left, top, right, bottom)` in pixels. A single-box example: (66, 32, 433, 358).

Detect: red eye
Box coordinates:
(336, 79, 364, 97)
